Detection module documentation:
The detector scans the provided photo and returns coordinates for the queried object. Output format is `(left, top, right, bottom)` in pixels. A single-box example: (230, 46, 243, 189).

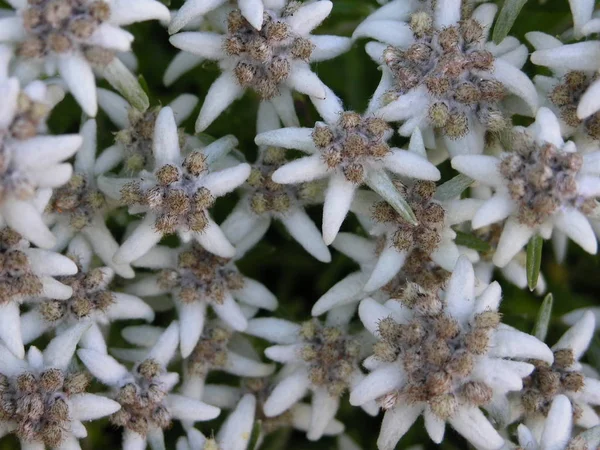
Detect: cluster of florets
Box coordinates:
(499, 131, 593, 226)
(312, 112, 391, 183)
(298, 319, 360, 396)
(19, 0, 113, 65)
(372, 181, 445, 254)
(385, 13, 507, 138)
(0, 229, 42, 301)
(120, 154, 215, 234)
(110, 359, 171, 435)
(242, 377, 294, 434)
(186, 325, 232, 376)
(0, 369, 90, 447)
(374, 285, 500, 419)
(226, 7, 314, 99)
(48, 174, 106, 230)
(157, 244, 244, 304)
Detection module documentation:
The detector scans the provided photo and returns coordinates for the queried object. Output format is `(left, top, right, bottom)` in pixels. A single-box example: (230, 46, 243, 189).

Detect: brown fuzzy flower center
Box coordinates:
(186, 325, 232, 376)
(49, 174, 106, 230)
(0, 229, 43, 304)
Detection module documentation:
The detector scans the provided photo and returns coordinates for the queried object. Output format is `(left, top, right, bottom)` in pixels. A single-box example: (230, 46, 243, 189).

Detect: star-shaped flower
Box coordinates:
(169, 1, 351, 131)
(351, 257, 553, 450)
(98, 106, 251, 265)
(452, 107, 600, 267)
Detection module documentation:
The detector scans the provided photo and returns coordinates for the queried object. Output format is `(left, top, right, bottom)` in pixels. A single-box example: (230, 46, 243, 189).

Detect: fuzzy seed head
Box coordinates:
(187, 325, 232, 376)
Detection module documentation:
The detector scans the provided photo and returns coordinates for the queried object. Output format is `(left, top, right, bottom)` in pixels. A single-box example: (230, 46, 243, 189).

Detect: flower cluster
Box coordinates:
(0, 0, 599, 449)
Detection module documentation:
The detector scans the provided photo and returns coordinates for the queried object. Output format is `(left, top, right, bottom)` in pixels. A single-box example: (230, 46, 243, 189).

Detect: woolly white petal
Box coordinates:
(167, 394, 221, 421)
(77, 349, 129, 385)
(255, 127, 317, 153)
(1, 199, 56, 248)
(286, 63, 326, 99)
(193, 217, 236, 258)
(350, 364, 404, 406)
(322, 174, 356, 245)
(554, 208, 597, 254)
(224, 352, 274, 377)
(310, 35, 352, 63)
(434, 0, 461, 27)
(553, 310, 595, 360)
(196, 71, 244, 132)
(385, 150, 440, 180)
(43, 322, 90, 371)
(70, 394, 121, 421)
(217, 394, 256, 450)
(489, 325, 553, 363)
(531, 42, 600, 71)
(271, 155, 328, 184)
(212, 292, 248, 331)
(280, 208, 331, 262)
(451, 155, 502, 187)
(168, 0, 226, 33)
(0, 302, 24, 358)
(448, 407, 504, 450)
(83, 217, 135, 278)
(169, 32, 225, 59)
(270, 89, 300, 127)
(493, 218, 535, 267)
(473, 281, 502, 315)
(472, 194, 515, 229)
(352, 20, 414, 47)
(163, 52, 204, 87)
(312, 272, 369, 316)
(578, 79, 600, 119)
(245, 318, 301, 344)
(264, 369, 310, 416)
(123, 430, 146, 450)
(424, 408, 446, 443)
(264, 344, 303, 363)
(87, 24, 133, 52)
(58, 54, 97, 117)
(472, 358, 533, 392)
(114, 214, 164, 265)
(146, 321, 179, 366)
(286, 0, 332, 35)
(445, 256, 475, 324)
(41, 276, 73, 299)
(233, 277, 278, 310)
(110, 0, 171, 25)
(238, 0, 264, 29)
(153, 107, 181, 167)
(533, 107, 564, 147)
(308, 389, 339, 441)
(200, 164, 251, 196)
(178, 302, 206, 358)
(377, 403, 423, 450)
(364, 246, 406, 292)
(22, 249, 77, 276)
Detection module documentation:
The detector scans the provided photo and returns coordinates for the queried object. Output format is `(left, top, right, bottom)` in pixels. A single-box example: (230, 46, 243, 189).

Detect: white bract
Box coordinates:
(452, 107, 600, 267)
(351, 257, 552, 450)
(0, 0, 170, 116)
(169, 1, 351, 131)
(354, 0, 537, 156)
(98, 106, 251, 265)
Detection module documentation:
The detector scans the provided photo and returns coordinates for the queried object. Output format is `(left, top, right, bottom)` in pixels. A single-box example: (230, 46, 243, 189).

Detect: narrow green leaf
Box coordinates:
(137, 74, 151, 98)
(454, 231, 491, 253)
(248, 420, 262, 450)
(532, 293, 553, 341)
(526, 235, 543, 291)
(492, 0, 529, 44)
(434, 174, 473, 202)
(366, 170, 417, 225)
(102, 58, 149, 113)
(587, 336, 600, 373)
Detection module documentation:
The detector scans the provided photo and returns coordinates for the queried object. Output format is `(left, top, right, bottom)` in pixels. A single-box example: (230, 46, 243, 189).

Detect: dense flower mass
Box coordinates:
(1, 0, 600, 449)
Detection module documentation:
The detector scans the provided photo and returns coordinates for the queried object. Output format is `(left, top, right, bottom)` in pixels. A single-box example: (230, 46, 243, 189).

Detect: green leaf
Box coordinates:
(526, 235, 543, 292)
(454, 231, 491, 252)
(587, 335, 600, 373)
(248, 420, 262, 450)
(492, 0, 529, 44)
(101, 58, 149, 113)
(365, 170, 417, 225)
(434, 174, 473, 202)
(532, 293, 553, 341)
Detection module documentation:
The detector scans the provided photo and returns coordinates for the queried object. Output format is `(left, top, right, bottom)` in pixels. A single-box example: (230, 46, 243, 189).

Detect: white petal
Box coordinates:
(445, 256, 475, 324)
(200, 163, 251, 196)
(114, 214, 164, 264)
(377, 403, 423, 450)
(280, 208, 331, 262)
(270, 89, 300, 127)
(224, 352, 274, 377)
(239, 0, 264, 29)
(489, 325, 553, 363)
(534, 107, 564, 147)
(77, 349, 129, 385)
(531, 42, 600, 71)
(168, 0, 227, 33)
(83, 217, 135, 278)
(424, 408, 446, 443)
(264, 344, 302, 363)
(493, 218, 535, 267)
(40, 276, 73, 299)
(312, 272, 368, 316)
(364, 246, 406, 292)
(554, 208, 597, 254)
(70, 394, 121, 421)
(473, 281, 502, 315)
(108, 293, 155, 322)
(178, 301, 206, 358)
(553, 310, 595, 361)
(2, 199, 56, 248)
(75, 119, 98, 175)
(153, 107, 181, 167)
(310, 35, 352, 63)
(212, 292, 248, 331)
(322, 174, 356, 245)
(170, 94, 198, 124)
(540, 395, 573, 449)
(263, 369, 310, 416)
(308, 389, 340, 441)
(233, 277, 278, 310)
(123, 430, 146, 450)
(43, 322, 91, 371)
(448, 407, 504, 450)
(163, 51, 204, 87)
(255, 127, 317, 152)
(353, 20, 414, 47)
(272, 155, 329, 184)
(87, 23, 133, 51)
(471, 358, 533, 392)
(578, 79, 600, 119)
(350, 364, 404, 406)
(472, 195, 515, 229)
(167, 394, 221, 421)
(450, 155, 502, 187)
(193, 217, 236, 258)
(286, 0, 332, 35)
(0, 302, 24, 358)
(385, 149, 440, 180)
(286, 63, 325, 99)
(110, 0, 171, 25)
(22, 249, 77, 276)
(146, 321, 180, 367)
(169, 32, 225, 59)
(196, 71, 244, 132)
(217, 394, 256, 450)
(244, 318, 301, 344)
(58, 54, 97, 117)
(525, 31, 563, 51)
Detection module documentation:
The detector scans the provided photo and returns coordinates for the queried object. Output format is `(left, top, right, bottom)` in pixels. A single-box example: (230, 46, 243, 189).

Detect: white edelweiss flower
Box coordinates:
(353, 0, 537, 156)
(127, 242, 278, 357)
(0, 322, 122, 449)
(515, 395, 600, 450)
(97, 106, 251, 265)
(0, 227, 78, 358)
(42, 119, 135, 278)
(0, 77, 82, 248)
(169, 1, 352, 132)
(255, 88, 441, 245)
(526, 32, 600, 155)
(221, 101, 330, 262)
(244, 314, 379, 441)
(20, 235, 154, 354)
(175, 394, 257, 450)
(95, 88, 200, 176)
(452, 107, 600, 267)
(351, 257, 553, 450)
(77, 321, 222, 450)
(511, 311, 600, 436)
(0, 0, 170, 116)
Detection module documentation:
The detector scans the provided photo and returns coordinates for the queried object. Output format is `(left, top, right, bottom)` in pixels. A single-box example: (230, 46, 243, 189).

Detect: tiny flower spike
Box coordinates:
(452, 107, 600, 267)
(512, 311, 600, 434)
(97, 106, 251, 265)
(0, 322, 122, 449)
(0, 77, 82, 248)
(169, 1, 352, 131)
(255, 87, 441, 245)
(245, 315, 378, 441)
(175, 395, 256, 450)
(44, 119, 135, 278)
(353, 0, 538, 156)
(20, 235, 154, 354)
(77, 322, 222, 450)
(0, 227, 78, 359)
(95, 89, 199, 175)
(0, 0, 170, 116)
(221, 101, 330, 262)
(351, 257, 553, 450)
(514, 395, 600, 450)
(128, 243, 278, 357)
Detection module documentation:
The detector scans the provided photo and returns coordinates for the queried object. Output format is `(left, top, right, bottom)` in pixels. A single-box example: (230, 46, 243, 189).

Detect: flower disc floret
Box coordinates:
(0, 229, 43, 302)
(49, 174, 106, 231)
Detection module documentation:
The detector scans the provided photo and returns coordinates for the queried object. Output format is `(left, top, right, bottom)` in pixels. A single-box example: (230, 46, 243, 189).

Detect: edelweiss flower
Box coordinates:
(0, 0, 170, 116)
(169, 1, 351, 131)
(44, 119, 134, 278)
(20, 235, 154, 353)
(515, 395, 600, 450)
(175, 394, 256, 450)
(354, 0, 537, 156)
(98, 106, 251, 265)
(127, 243, 278, 357)
(221, 101, 329, 262)
(0, 227, 78, 358)
(245, 317, 378, 441)
(351, 257, 553, 450)
(512, 311, 600, 434)
(77, 321, 222, 450)
(0, 77, 81, 248)
(95, 89, 199, 175)
(452, 107, 600, 267)
(0, 323, 122, 449)
(255, 88, 440, 244)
